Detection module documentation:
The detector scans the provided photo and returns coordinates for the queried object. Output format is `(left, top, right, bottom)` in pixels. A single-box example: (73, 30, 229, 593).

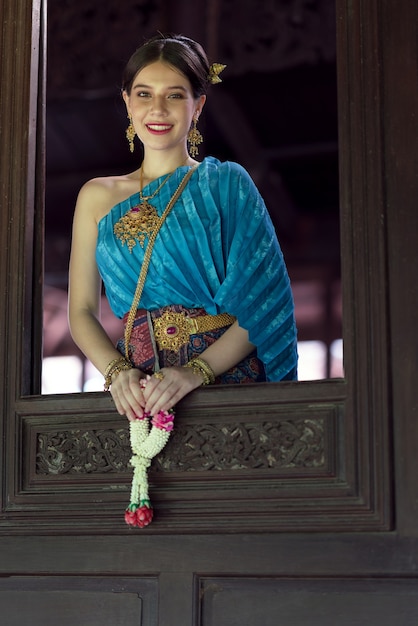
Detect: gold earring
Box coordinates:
(126, 114, 136, 153)
(187, 117, 203, 158)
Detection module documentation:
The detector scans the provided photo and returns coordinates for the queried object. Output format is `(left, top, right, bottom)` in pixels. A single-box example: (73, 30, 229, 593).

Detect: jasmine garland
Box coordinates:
(125, 377, 175, 528)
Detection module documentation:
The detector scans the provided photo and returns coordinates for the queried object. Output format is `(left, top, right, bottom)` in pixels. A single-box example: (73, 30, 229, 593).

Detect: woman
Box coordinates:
(68, 33, 298, 424)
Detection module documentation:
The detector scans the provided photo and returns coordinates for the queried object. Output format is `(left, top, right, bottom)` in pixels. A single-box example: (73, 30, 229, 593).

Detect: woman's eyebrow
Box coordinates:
(132, 82, 188, 91)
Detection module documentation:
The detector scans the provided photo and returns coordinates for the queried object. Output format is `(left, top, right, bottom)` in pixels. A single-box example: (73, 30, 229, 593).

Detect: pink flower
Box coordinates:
(151, 409, 175, 432)
(135, 504, 153, 527)
(124, 507, 138, 526)
(125, 501, 154, 528)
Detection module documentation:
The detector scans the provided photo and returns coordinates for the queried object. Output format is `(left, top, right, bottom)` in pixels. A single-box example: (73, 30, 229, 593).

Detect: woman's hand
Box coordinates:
(110, 368, 147, 421)
(141, 367, 204, 416)
(110, 322, 256, 419)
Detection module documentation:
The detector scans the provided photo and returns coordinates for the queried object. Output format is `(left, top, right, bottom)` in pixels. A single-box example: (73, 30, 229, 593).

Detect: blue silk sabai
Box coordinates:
(96, 157, 298, 380)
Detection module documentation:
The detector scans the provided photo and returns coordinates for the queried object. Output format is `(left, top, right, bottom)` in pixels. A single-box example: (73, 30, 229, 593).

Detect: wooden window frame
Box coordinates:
(0, 0, 394, 534)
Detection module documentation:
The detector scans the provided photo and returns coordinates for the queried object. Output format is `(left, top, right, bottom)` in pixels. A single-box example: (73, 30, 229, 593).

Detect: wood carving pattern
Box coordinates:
(47, 0, 162, 93)
(155, 418, 325, 472)
(36, 428, 131, 475)
(36, 419, 325, 475)
(218, 0, 336, 75)
(47, 0, 335, 94)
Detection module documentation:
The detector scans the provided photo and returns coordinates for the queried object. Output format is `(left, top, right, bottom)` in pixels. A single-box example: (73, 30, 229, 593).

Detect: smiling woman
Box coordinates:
(67, 33, 299, 423)
(43, 4, 343, 392)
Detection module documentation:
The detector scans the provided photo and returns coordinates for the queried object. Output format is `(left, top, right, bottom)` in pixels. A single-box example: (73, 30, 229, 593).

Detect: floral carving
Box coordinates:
(47, 0, 161, 94)
(36, 428, 131, 475)
(36, 418, 325, 475)
(47, 0, 336, 95)
(218, 0, 336, 75)
(155, 418, 325, 472)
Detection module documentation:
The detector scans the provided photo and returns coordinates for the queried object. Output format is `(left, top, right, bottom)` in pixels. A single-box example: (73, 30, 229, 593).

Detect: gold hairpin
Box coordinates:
(208, 63, 226, 84)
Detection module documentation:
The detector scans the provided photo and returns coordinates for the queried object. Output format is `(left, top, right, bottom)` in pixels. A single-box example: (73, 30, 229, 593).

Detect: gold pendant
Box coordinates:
(113, 200, 160, 253)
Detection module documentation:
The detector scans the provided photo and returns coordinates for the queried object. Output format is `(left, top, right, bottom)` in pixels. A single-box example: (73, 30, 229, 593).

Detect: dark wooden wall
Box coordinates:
(0, 0, 417, 624)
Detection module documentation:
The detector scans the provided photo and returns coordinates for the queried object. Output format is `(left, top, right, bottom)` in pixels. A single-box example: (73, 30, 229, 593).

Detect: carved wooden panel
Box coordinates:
(35, 415, 327, 476)
(0, 379, 387, 534)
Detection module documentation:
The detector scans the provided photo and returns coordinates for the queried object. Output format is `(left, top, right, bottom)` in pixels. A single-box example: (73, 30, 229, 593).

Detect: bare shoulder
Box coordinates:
(75, 172, 139, 223)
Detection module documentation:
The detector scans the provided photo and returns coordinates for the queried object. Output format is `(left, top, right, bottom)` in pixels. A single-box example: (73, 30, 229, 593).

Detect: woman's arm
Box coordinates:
(68, 181, 146, 418)
(196, 320, 255, 374)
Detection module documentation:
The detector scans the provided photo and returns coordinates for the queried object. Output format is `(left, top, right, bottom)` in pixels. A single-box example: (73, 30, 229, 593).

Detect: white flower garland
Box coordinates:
(125, 380, 175, 528)
(129, 419, 171, 501)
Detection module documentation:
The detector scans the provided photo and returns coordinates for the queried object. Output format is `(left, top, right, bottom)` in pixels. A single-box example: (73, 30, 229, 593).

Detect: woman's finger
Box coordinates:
(143, 367, 203, 415)
(110, 369, 146, 420)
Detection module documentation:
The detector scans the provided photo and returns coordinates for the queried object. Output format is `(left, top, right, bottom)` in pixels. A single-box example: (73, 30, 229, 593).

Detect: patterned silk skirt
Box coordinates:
(118, 304, 267, 384)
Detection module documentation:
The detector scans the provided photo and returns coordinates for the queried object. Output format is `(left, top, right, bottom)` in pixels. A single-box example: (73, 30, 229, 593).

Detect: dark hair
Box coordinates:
(122, 33, 210, 98)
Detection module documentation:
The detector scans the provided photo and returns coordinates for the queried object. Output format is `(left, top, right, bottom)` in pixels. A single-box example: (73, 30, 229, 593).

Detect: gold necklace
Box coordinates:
(123, 165, 198, 359)
(114, 166, 176, 253)
(139, 165, 174, 204)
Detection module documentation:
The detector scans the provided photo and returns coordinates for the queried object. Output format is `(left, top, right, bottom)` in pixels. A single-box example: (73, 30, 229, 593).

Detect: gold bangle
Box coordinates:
(104, 358, 121, 378)
(193, 357, 216, 384)
(104, 356, 132, 391)
(184, 357, 216, 385)
(104, 356, 131, 377)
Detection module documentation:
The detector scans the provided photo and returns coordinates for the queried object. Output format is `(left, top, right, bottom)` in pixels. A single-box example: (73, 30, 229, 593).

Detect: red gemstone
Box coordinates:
(166, 325, 178, 335)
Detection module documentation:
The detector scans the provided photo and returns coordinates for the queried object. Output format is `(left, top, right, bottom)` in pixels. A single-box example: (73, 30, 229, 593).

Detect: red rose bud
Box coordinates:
(125, 507, 138, 526)
(135, 505, 153, 528)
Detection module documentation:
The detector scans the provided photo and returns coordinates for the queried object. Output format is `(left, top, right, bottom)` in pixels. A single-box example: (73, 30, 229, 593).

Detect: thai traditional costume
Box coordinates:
(96, 157, 298, 382)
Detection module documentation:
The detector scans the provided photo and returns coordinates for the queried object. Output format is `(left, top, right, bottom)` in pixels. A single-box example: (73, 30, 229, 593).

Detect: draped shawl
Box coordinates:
(96, 157, 298, 381)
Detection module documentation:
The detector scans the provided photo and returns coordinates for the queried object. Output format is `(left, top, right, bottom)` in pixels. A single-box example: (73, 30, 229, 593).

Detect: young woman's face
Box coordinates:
(123, 61, 206, 153)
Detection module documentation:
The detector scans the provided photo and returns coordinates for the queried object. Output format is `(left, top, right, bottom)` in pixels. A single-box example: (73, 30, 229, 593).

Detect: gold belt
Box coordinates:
(153, 310, 236, 352)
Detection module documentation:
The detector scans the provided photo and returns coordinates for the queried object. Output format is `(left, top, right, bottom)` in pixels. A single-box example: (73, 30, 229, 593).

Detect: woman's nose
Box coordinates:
(150, 96, 167, 114)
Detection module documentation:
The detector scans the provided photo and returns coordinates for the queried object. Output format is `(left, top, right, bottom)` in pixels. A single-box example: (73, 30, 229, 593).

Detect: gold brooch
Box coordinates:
(153, 311, 192, 352)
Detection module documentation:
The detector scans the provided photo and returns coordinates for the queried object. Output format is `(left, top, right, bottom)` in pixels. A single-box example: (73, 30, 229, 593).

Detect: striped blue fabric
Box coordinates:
(96, 157, 298, 381)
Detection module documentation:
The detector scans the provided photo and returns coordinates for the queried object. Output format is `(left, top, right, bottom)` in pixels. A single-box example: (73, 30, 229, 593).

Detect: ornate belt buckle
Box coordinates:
(153, 311, 193, 351)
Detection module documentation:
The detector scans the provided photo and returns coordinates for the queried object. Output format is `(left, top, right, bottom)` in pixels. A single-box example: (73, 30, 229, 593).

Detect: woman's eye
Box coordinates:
(133, 91, 184, 99)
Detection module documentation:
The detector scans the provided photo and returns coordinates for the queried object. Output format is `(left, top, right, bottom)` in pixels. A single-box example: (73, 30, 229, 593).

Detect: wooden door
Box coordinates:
(1, 1, 417, 624)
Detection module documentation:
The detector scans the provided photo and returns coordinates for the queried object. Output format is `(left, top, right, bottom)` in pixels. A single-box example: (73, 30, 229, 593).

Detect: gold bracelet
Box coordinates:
(104, 356, 129, 378)
(193, 357, 216, 384)
(104, 356, 132, 391)
(184, 357, 216, 385)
